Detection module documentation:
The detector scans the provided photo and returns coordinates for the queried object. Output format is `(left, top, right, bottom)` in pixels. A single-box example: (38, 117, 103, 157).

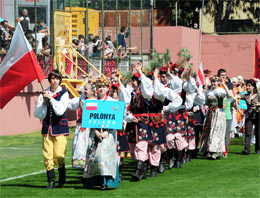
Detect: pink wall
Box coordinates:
(201, 35, 259, 79)
(0, 80, 76, 136)
(154, 26, 200, 71)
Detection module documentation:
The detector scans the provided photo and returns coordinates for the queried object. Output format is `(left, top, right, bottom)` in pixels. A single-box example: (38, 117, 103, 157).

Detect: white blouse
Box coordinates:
(168, 73, 183, 94)
(34, 86, 69, 120)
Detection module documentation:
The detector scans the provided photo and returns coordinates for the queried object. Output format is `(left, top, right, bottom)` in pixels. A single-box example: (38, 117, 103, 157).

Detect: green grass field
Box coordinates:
(0, 128, 259, 198)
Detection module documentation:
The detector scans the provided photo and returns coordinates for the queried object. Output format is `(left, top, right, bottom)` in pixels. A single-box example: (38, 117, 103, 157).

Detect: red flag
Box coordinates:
(0, 22, 45, 109)
(254, 40, 260, 78)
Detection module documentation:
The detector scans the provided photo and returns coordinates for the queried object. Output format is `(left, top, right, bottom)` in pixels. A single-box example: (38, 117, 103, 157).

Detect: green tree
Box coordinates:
(155, 0, 201, 28)
(204, 0, 260, 33)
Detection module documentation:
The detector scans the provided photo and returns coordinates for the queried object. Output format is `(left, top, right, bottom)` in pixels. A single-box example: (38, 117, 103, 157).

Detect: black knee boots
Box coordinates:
(47, 169, 55, 189)
(175, 150, 183, 168)
(58, 164, 66, 187)
(159, 152, 167, 173)
(150, 165, 159, 177)
(168, 149, 176, 169)
(131, 160, 146, 181)
(143, 160, 149, 179)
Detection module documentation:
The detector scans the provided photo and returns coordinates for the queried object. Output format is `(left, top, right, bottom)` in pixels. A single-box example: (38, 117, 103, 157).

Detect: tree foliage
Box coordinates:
(204, 0, 259, 33)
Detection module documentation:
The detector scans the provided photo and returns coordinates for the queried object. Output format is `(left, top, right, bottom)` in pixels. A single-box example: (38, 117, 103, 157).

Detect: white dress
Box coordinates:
(68, 97, 96, 169)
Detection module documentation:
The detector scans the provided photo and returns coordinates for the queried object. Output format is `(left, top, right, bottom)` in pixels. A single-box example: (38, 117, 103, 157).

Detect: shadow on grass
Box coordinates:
(1, 184, 46, 188)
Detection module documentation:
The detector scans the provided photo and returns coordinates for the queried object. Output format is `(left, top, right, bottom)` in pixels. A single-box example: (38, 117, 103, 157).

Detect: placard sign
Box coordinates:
(82, 100, 125, 130)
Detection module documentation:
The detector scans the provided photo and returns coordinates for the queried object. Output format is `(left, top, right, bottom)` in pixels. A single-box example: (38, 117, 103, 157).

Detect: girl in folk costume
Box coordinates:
(34, 70, 69, 189)
(182, 74, 206, 162)
(83, 78, 119, 190)
(200, 75, 232, 159)
(159, 65, 187, 169)
(109, 72, 132, 182)
(124, 62, 154, 181)
(152, 68, 183, 173)
(68, 79, 96, 169)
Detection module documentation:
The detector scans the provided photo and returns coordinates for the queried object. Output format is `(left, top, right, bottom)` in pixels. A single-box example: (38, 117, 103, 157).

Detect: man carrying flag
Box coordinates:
(34, 69, 70, 189)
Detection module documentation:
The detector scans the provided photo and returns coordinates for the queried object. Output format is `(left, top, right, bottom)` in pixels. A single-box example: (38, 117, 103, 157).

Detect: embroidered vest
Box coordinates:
(42, 88, 69, 136)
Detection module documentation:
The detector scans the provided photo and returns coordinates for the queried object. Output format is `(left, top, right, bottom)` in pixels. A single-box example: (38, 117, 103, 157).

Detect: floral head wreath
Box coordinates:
(95, 77, 110, 87)
(210, 75, 220, 82)
(86, 79, 96, 90)
(111, 69, 120, 76)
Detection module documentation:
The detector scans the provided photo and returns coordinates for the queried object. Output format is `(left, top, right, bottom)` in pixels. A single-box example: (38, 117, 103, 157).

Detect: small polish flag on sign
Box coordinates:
(86, 102, 98, 110)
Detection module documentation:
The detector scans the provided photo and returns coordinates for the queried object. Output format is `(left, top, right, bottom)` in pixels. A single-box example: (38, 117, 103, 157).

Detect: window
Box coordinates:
(18, 6, 47, 24)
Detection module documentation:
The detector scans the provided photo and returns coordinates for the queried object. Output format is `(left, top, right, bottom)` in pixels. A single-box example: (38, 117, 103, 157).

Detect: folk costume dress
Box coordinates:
(83, 96, 119, 189)
(125, 72, 153, 163)
(117, 83, 132, 155)
(153, 78, 183, 169)
(182, 78, 206, 151)
(68, 96, 96, 169)
(200, 87, 227, 158)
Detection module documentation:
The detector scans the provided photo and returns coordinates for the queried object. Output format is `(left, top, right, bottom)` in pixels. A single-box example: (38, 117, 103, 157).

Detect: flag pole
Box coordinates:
(198, 0, 204, 66)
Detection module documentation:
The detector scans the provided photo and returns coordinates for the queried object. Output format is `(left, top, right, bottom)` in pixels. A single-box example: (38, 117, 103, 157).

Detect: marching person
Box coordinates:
(152, 67, 183, 172)
(34, 70, 69, 189)
(240, 79, 260, 155)
(200, 75, 232, 160)
(68, 79, 96, 169)
(83, 78, 119, 190)
(125, 62, 153, 181)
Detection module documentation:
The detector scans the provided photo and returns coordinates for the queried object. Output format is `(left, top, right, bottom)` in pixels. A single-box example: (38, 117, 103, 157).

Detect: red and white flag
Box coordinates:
(86, 102, 98, 110)
(254, 39, 260, 78)
(197, 61, 205, 87)
(0, 22, 45, 109)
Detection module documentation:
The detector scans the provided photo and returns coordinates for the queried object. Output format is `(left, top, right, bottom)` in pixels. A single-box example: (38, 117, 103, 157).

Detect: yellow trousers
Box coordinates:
(42, 133, 67, 171)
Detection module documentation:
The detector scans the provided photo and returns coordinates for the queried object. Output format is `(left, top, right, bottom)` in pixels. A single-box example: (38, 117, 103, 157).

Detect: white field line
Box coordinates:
(0, 165, 72, 183)
(0, 147, 37, 149)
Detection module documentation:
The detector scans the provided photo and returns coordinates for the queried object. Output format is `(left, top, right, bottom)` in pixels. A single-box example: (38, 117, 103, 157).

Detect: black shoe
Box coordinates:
(46, 169, 55, 189)
(131, 160, 145, 181)
(242, 150, 250, 155)
(58, 165, 66, 187)
(175, 161, 182, 168)
(158, 160, 165, 173)
(256, 151, 260, 154)
(150, 166, 158, 178)
(101, 184, 107, 190)
(47, 181, 55, 189)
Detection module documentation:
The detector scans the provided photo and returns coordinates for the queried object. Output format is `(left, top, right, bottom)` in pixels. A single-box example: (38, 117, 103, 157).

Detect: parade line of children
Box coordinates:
(34, 61, 260, 190)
